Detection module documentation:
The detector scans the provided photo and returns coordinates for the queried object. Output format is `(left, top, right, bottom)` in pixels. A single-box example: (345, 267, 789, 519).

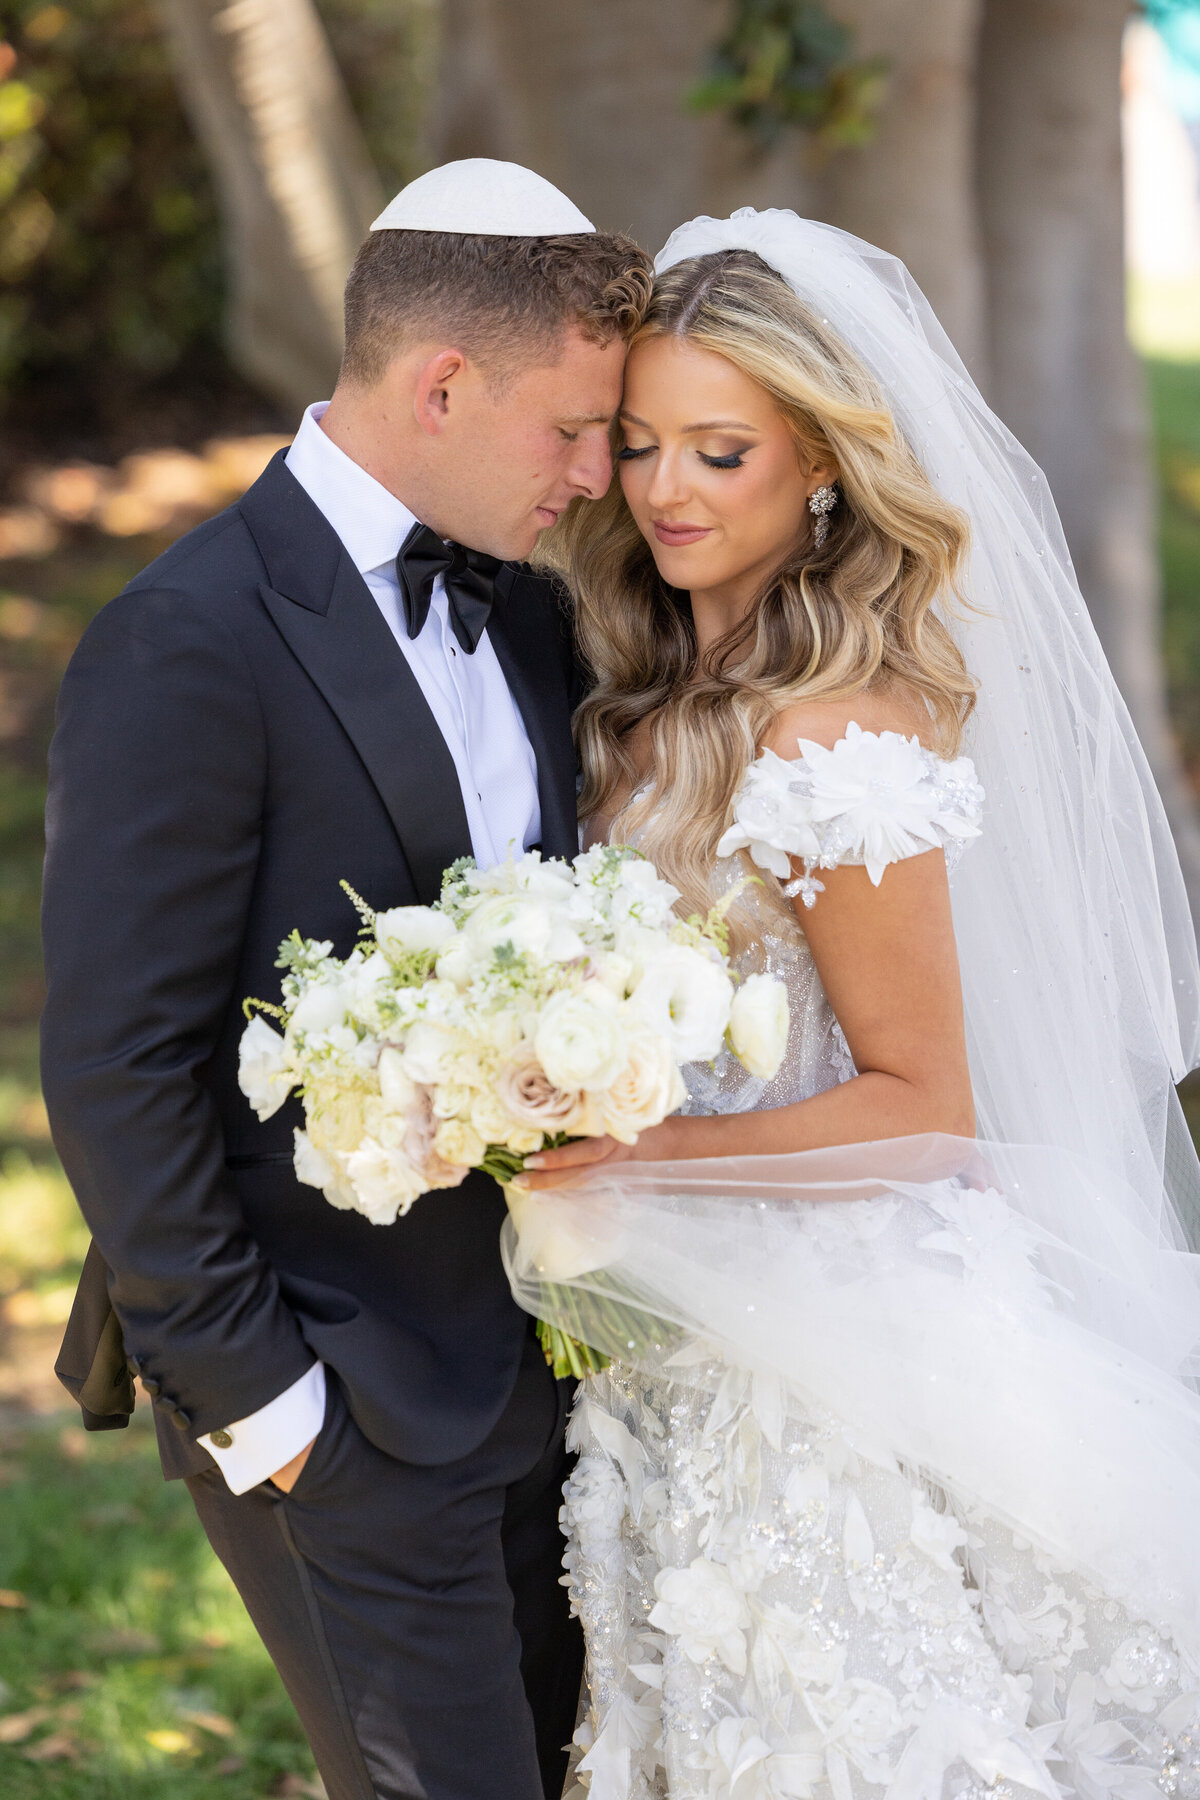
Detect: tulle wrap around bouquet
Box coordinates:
(237, 845, 789, 1375)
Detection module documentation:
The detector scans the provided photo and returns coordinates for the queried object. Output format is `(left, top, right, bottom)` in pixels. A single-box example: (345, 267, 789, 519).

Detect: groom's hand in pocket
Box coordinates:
(270, 1436, 317, 1494)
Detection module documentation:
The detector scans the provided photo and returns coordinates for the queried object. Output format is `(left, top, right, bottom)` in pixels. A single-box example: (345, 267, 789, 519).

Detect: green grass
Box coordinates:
(0, 1421, 317, 1798)
(0, 1018, 320, 1795)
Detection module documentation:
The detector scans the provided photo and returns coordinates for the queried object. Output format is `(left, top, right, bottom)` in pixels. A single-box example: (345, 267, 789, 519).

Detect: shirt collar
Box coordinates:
(284, 401, 419, 577)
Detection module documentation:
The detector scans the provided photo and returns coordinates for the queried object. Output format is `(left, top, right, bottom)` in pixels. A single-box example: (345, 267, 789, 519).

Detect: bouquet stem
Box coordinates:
(536, 1318, 610, 1380)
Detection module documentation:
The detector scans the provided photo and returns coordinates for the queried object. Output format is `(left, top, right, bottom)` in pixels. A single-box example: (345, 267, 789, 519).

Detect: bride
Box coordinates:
(505, 211, 1200, 1800)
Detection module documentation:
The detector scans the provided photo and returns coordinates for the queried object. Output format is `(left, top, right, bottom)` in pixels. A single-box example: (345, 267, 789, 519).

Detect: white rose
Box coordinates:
(534, 989, 628, 1092)
(495, 1042, 584, 1135)
(238, 1016, 294, 1120)
(344, 1136, 427, 1224)
(728, 973, 790, 1079)
(649, 1557, 751, 1674)
(433, 1117, 486, 1169)
(374, 905, 456, 965)
(625, 943, 734, 1063)
(600, 1034, 686, 1145)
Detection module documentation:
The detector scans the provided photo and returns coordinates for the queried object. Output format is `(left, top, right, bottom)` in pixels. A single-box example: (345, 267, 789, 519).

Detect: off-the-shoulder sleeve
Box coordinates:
(716, 721, 984, 908)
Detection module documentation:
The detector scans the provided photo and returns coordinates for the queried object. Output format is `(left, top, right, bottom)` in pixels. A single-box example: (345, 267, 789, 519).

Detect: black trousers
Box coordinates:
(187, 1331, 582, 1800)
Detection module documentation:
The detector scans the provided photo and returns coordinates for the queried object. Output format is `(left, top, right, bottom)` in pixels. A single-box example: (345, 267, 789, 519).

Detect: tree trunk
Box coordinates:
(427, 0, 796, 253)
(159, 0, 383, 417)
(805, 0, 988, 376)
(977, 0, 1200, 926)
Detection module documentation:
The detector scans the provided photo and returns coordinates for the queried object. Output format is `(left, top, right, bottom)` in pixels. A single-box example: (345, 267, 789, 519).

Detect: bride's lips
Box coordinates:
(653, 521, 712, 547)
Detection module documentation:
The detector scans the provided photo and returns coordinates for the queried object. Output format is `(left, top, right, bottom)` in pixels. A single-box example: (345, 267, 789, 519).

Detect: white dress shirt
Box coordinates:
(203, 402, 542, 1495)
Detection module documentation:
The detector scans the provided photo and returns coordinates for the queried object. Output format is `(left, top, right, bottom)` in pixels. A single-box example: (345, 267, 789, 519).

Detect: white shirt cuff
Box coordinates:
(200, 1361, 326, 1495)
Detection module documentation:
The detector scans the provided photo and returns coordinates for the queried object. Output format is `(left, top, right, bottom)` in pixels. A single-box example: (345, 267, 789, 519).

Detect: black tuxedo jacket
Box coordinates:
(42, 452, 581, 1477)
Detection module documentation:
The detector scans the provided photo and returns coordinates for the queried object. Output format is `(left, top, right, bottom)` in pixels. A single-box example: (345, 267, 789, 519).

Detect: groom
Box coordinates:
(41, 161, 651, 1800)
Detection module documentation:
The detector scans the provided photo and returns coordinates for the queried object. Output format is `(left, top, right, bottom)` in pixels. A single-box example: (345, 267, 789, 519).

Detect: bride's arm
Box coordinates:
(519, 845, 973, 1186)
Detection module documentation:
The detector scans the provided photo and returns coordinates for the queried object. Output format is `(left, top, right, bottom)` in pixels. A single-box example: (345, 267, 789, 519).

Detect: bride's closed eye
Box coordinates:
(616, 444, 747, 469)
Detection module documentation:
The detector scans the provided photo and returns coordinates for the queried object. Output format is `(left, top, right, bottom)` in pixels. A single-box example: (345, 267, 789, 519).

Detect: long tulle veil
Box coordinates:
(504, 210, 1200, 1653)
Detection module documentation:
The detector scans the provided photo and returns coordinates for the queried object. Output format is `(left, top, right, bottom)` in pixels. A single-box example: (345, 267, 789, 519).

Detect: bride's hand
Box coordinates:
(514, 1134, 638, 1190)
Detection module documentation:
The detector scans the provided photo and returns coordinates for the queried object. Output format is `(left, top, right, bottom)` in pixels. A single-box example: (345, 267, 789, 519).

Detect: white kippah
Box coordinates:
(370, 159, 595, 237)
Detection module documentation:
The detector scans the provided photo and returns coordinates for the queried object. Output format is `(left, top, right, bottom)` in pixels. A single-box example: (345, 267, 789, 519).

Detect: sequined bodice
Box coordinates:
(680, 860, 855, 1119)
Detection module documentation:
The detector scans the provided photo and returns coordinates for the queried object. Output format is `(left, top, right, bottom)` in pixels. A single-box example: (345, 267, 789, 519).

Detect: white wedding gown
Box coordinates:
(555, 728, 1200, 1800)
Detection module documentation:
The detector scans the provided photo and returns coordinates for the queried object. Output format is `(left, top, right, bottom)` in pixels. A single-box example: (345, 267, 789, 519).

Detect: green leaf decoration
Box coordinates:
(689, 0, 889, 157)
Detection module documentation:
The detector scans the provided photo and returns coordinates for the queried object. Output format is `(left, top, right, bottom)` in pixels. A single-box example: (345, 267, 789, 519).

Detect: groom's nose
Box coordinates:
(566, 430, 613, 500)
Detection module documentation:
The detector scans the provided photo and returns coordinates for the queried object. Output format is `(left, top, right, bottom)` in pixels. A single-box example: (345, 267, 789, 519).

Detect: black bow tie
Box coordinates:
(396, 521, 502, 655)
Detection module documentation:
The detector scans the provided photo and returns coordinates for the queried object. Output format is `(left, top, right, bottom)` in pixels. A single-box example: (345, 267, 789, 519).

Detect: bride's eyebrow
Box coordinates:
(619, 410, 757, 433)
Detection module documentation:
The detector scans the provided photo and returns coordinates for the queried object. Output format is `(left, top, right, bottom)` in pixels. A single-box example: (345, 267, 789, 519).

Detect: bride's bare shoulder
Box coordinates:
(762, 686, 932, 759)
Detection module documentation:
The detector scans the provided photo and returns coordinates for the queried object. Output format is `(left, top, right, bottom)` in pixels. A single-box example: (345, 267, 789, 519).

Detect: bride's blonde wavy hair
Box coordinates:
(540, 249, 975, 923)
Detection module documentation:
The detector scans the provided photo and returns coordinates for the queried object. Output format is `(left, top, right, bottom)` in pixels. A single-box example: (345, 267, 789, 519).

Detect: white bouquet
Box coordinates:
(238, 846, 789, 1375)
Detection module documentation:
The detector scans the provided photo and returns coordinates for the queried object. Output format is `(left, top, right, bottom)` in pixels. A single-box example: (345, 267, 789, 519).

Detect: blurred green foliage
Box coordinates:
(0, 0, 428, 434)
(1151, 356, 1200, 783)
(0, 0, 225, 416)
(688, 0, 888, 155)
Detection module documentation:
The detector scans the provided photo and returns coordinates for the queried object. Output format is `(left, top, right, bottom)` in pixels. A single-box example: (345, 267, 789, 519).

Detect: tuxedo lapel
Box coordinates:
(240, 455, 471, 905)
(487, 566, 579, 864)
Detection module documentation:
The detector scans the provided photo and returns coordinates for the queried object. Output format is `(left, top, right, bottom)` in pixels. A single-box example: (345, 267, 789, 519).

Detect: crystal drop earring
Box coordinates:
(808, 484, 839, 548)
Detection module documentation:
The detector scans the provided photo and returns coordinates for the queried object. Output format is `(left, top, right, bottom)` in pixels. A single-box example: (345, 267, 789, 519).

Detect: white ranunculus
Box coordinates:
(465, 895, 585, 966)
(600, 1033, 686, 1144)
(238, 1016, 293, 1120)
(728, 973, 790, 1079)
(344, 1135, 427, 1223)
(534, 988, 628, 1092)
(374, 905, 457, 965)
(625, 943, 734, 1064)
(649, 1557, 752, 1674)
(289, 978, 354, 1036)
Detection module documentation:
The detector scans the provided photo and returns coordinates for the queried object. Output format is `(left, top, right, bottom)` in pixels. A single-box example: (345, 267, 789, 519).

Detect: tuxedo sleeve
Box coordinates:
(40, 586, 315, 1440)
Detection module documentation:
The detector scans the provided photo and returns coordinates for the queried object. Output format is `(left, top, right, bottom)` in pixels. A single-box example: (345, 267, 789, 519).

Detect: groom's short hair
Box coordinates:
(340, 230, 653, 387)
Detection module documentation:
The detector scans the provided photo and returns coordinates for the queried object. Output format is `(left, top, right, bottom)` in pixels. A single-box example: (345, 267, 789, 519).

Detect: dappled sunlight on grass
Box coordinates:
(0, 1031, 320, 1797)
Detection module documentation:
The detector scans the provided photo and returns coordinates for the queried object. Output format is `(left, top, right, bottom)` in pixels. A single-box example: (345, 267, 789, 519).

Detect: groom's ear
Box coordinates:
(412, 348, 470, 435)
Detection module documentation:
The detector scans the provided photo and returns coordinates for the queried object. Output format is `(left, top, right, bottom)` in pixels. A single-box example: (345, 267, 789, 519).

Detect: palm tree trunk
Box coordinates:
(977, 0, 1200, 926)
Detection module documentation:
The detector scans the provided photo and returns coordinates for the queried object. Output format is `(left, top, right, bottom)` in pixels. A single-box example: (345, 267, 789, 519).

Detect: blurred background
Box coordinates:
(0, 1, 1198, 1792)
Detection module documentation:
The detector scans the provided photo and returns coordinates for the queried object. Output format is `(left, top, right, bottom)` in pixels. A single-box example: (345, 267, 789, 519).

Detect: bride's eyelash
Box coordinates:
(617, 445, 652, 461)
(699, 452, 745, 469)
